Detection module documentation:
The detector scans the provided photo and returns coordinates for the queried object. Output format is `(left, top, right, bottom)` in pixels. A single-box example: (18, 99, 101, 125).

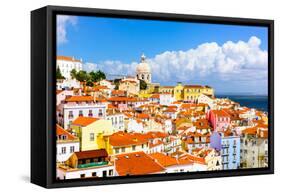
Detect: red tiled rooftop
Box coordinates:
(115, 152, 165, 176)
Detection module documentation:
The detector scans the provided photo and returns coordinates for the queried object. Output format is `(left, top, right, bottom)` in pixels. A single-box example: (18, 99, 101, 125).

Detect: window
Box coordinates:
(90, 133, 95, 141)
(103, 170, 107, 177)
(61, 147, 66, 154)
(88, 110, 93, 117)
(79, 110, 83, 117)
(216, 161, 220, 166)
(98, 109, 103, 117)
(92, 172, 97, 177)
(68, 111, 74, 119)
(115, 148, 120, 154)
(70, 146, 75, 153)
(121, 147, 125, 152)
(132, 145, 136, 151)
(109, 170, 113, 176)
(80, 174, 85, 178)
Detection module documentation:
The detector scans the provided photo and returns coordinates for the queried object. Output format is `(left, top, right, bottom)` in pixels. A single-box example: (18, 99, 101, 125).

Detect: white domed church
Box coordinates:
(136, 54, 151, 83)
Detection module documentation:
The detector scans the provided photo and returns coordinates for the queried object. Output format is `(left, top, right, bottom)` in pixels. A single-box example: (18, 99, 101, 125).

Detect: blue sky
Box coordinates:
(57, 15, 268, 95)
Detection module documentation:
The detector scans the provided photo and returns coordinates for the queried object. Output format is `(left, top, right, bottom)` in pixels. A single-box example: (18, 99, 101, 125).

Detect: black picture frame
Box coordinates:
(31, 5, 274, 188)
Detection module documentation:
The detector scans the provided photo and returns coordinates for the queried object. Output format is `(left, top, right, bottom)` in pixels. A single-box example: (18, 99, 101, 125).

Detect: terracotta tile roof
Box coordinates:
(163, 108, 177, 113)
(136, 113, 150, 119)
(180, 103, 196, 109)
(184, 85, 204, 88)
(107, 104, 117, 109)
(150, 94, 160, 99)
(72, 117, 99, 127)
(56, 124, 78, 140)
(149, 153, 178, 167)
(145, 131, 169, 139)
(210, 109, 230, 117)
(115, 152, 165, 176)
(57, 56, 81, 62)
(74, 149, 108, 160)
(94, 85, 109, 90)
(111, 90, 126, 95)
(242, 127, 257, 135)
(179, 153, 205, 165)
(65, 95, 94, 102)
(108, 96, 137, 102)
(109, 132, 149, 147)
(192, 119, 211, 129)
(177, 157, 194, 165)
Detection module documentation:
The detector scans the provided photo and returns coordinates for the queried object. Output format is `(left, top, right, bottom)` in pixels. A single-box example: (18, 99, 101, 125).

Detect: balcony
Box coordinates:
(77, 161, 108, 168)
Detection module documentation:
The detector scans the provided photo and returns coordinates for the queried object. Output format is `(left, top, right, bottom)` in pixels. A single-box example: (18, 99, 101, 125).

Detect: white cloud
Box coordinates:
(85, 36, 268, 90)
(57, 15, 77, 45)
(84, 62, 98, 72)
(146, 36, 267, 83)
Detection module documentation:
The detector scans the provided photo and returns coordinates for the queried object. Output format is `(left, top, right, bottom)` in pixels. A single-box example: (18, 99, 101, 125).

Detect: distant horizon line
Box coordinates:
(215, 93, 268, 96)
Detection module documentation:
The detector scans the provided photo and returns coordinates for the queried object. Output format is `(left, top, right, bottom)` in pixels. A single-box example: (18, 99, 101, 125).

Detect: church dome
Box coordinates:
(136, 54, 151, 73)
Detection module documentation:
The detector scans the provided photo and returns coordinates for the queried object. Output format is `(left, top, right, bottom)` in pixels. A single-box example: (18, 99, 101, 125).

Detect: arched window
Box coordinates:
(142, 74, 144, 79)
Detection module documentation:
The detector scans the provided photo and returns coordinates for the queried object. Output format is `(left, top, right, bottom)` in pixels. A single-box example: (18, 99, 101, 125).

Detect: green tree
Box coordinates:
(56, 66, 65, 79)
(89, 70, 106, 82)
(139, 79, 147, 90)
(75, 70, 89, 82)
(86, 80, 94, 87)
(96, 70, 106, 81)
(70, 69, 77, 79)
(89, 71, 98, 82)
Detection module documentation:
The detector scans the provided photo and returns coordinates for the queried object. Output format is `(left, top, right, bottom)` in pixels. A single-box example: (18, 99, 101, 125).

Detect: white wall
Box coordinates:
(0, 0, 279, 193)
(56, 142, 79, 162)
(57, 165, 115, 180)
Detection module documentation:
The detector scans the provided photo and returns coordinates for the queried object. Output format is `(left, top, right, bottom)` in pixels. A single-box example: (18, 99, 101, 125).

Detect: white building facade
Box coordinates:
(57, 165, 116, 180)
(57, 56, 83, 79)
(57, 101, 107, 128)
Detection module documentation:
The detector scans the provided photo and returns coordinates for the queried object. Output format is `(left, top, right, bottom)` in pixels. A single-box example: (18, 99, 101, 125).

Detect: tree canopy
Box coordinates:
(70, 69, 107, 84)
(56, 67, 65, 79)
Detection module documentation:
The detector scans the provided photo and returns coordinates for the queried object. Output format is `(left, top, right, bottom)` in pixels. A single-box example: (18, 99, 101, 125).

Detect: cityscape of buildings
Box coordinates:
(56, 54, 268, 180)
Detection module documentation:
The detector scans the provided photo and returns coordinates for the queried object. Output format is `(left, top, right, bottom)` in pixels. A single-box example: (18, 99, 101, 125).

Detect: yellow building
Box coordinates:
(108, 132, 149, 156)
(70, 117, 115, 153)
(183, 85, 214, 102)
(119, 77, 140, 96)
(159, 86, 174, 94)
(158, 84, 214, 103)
(174, 82, 184, 101)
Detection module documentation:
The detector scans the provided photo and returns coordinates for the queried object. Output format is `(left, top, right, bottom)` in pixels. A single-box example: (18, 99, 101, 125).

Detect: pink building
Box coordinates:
(208, 109, 230, 131)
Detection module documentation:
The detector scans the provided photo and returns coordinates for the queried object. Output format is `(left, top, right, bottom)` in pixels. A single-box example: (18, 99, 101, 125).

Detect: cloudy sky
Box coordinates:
(57, 15, 268, 95)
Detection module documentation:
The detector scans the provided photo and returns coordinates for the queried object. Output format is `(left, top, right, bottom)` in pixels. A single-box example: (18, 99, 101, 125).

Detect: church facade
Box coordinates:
(136, 54, 152, 83)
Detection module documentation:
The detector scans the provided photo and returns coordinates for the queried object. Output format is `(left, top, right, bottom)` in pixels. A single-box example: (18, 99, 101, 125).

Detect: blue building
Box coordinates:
(210, 131, 240, 170)
(221, 132, 240, 170)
